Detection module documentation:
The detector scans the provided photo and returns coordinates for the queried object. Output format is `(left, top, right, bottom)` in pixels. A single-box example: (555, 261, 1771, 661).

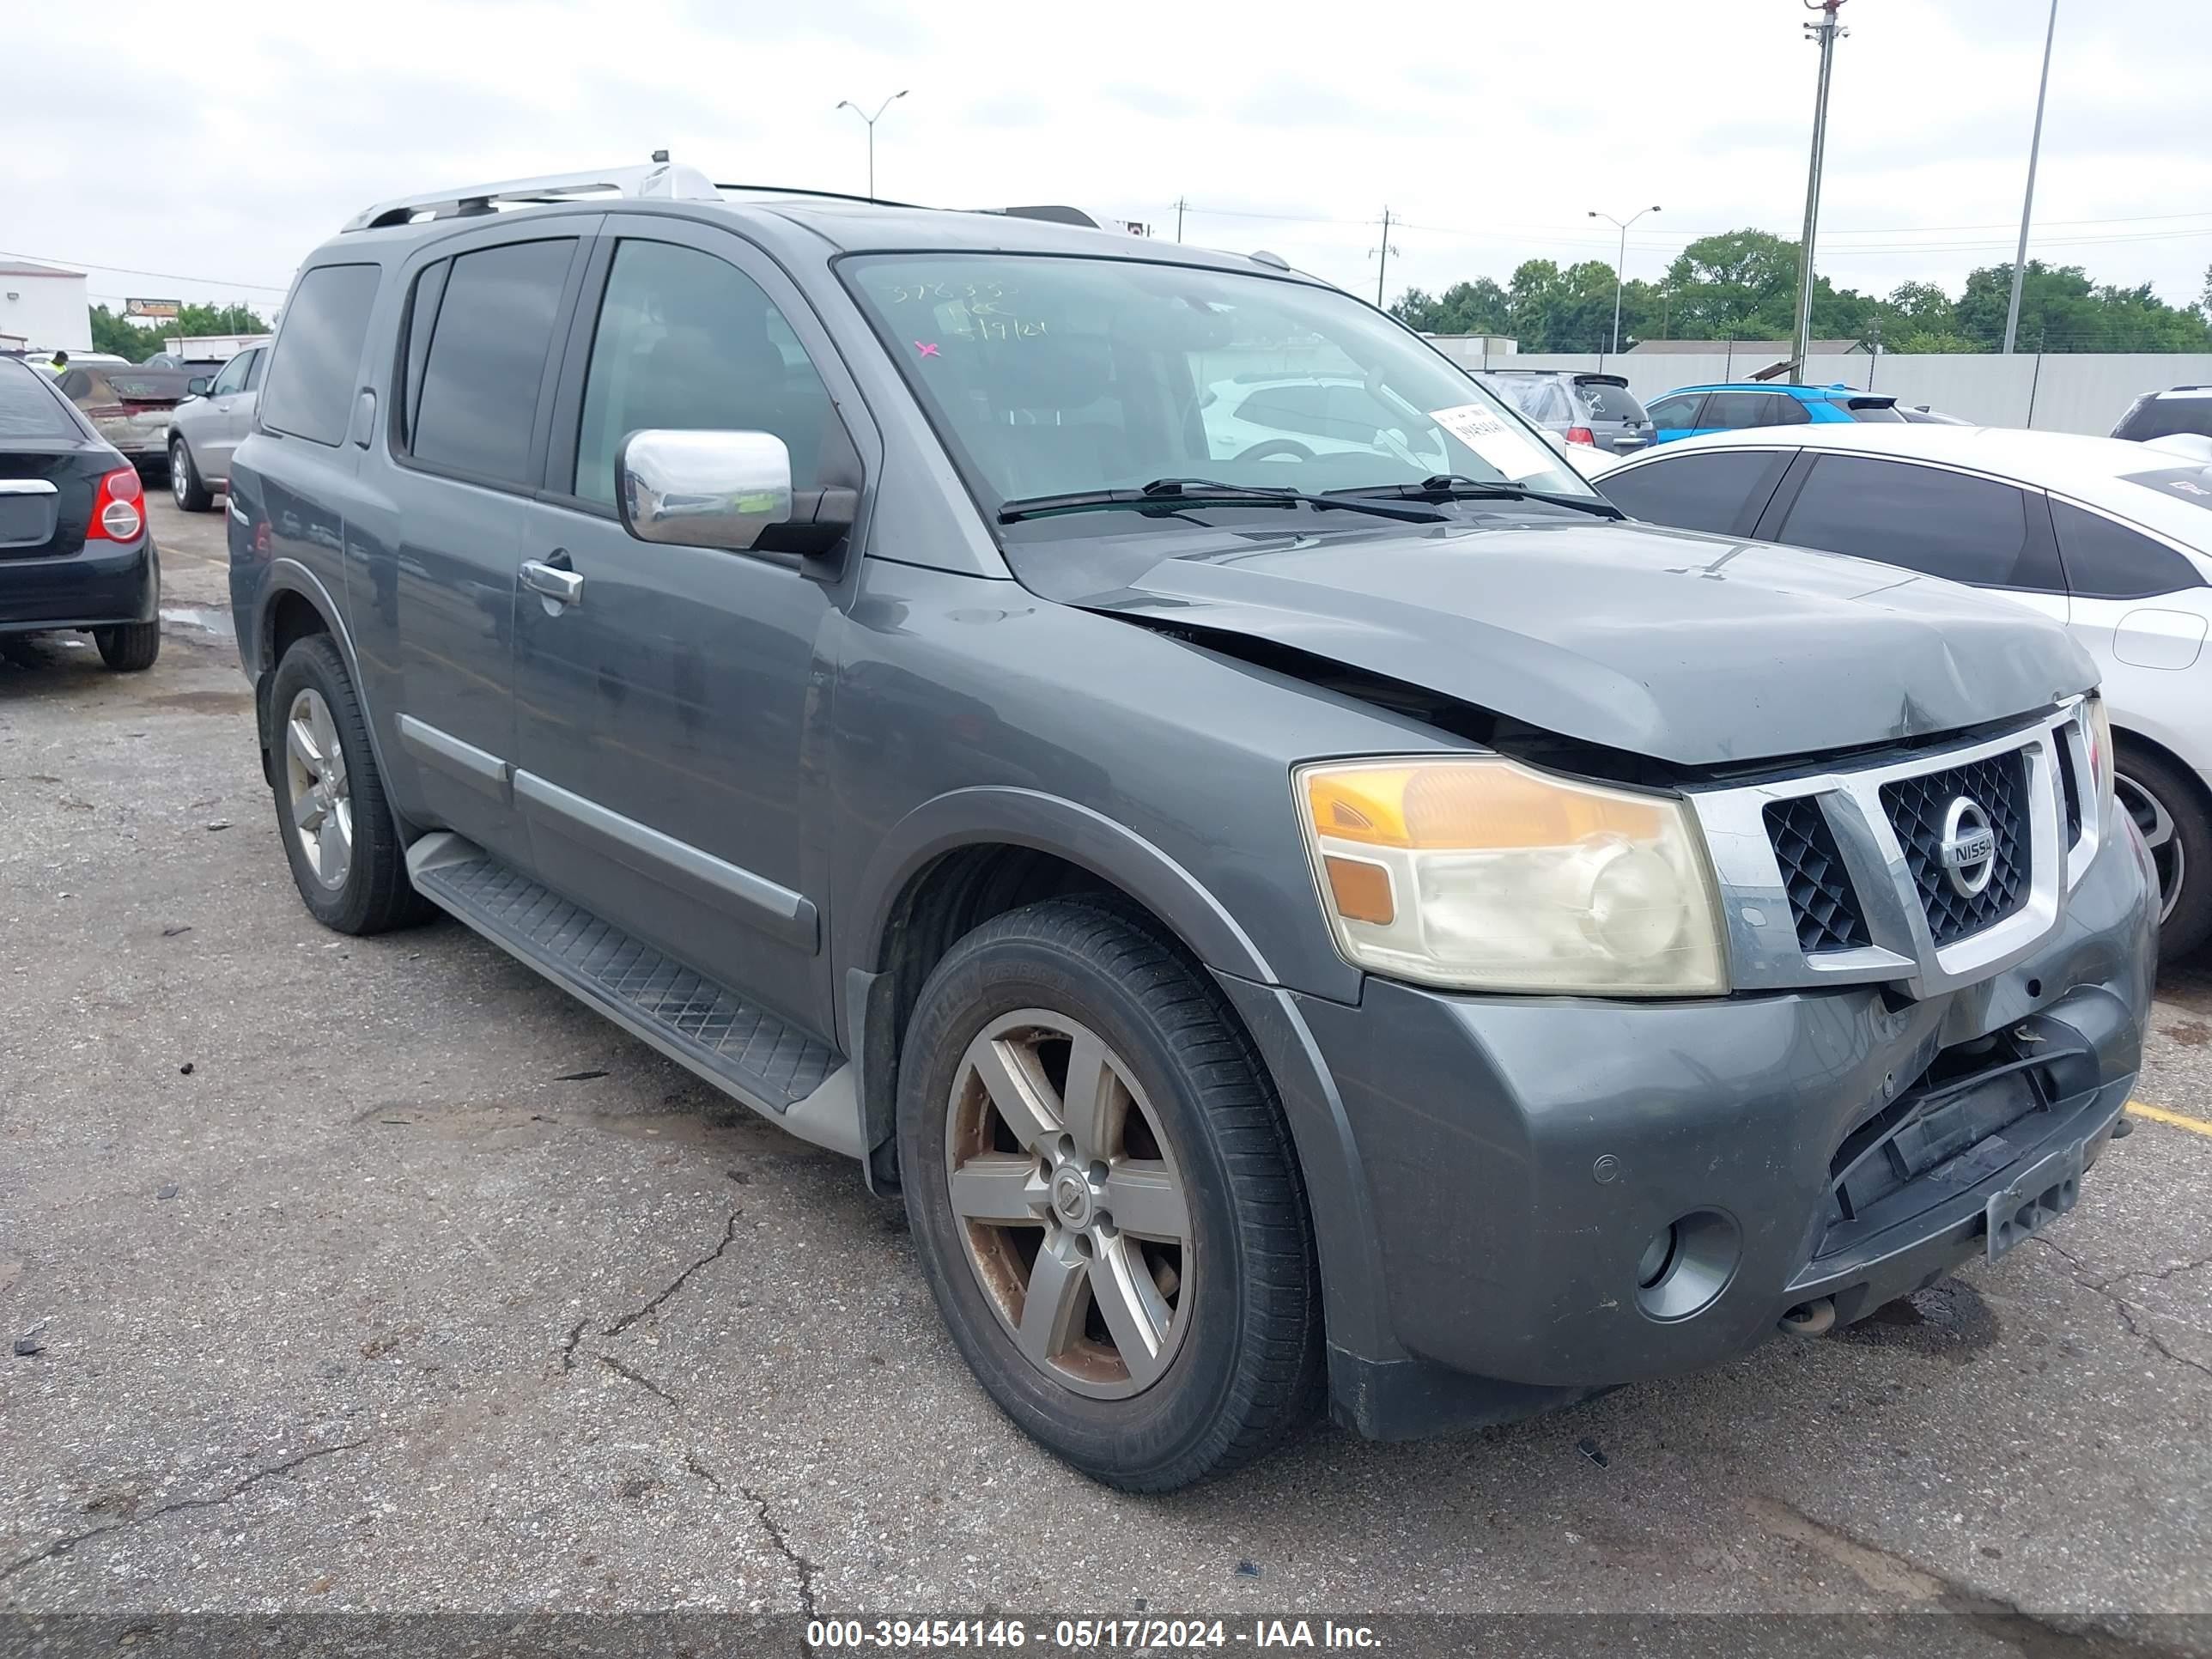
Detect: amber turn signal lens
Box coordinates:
(1304, 763, 1662, 850)
(1322, 855, 1395, 924)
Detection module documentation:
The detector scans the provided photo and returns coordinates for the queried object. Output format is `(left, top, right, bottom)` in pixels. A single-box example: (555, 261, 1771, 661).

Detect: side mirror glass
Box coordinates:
(618, 429, 793, 551)
(187, 376, 211, 396)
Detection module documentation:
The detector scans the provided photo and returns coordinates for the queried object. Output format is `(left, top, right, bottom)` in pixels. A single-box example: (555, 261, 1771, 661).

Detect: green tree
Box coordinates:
(87, 302, 276, 362)
(1391, 277, 1509, 336)
(1953, 261, 2211, 352)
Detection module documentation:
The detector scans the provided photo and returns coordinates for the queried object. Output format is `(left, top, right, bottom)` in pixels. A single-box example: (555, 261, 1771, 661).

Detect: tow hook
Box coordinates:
(1778, 1297, 1837, 1338)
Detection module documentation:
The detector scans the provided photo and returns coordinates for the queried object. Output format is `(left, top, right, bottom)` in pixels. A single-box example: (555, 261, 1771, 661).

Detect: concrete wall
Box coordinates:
(1475, 349, 2212, 436)
(0, 272, 92, 353)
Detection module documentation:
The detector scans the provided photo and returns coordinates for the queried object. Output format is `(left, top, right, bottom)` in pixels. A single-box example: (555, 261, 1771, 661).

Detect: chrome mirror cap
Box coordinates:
(617, 429, 793, 551)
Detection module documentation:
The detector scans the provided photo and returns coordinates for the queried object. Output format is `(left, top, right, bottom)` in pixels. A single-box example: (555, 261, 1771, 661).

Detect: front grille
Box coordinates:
(1765, 796, 1870, 952)
(1881, 750, 2032, 946)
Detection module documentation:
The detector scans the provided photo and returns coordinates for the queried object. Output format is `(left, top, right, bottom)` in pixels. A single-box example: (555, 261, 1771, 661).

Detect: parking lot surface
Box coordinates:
(3, 497, 2209, 1644)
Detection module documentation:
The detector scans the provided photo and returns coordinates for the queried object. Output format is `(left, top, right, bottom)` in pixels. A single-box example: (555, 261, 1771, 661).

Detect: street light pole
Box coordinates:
(1792, 0, 1847, 374)
(2003, 0, 2059, 355)
(834, 89, 908, 199)
(1588, 205, 1661, 356)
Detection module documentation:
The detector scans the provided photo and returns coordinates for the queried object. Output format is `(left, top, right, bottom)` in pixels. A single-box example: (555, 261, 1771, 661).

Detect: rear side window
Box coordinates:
(2052, 500, 2205, 599)
(1778, 455, 2062, 592)
(407, 239, 575, 487)
(2113, 390, 2212, 442)
(1699, 392, 1797, 430)
(1599, 450, 1790, 537)
(0, 362, 76, 437)
(1576, 380, 1647, 423)
(261, 264, 381, 446)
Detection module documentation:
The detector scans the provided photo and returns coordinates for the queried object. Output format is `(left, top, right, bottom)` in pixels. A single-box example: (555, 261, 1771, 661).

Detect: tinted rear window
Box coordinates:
(1575, 379, 1647, 423)
(1599, 450, 1789, 537)
(0, 363, 77, 437)
(2113, 391, 2212, 442)
(261, 264, 382, 446)
(408, 239, 574, 487)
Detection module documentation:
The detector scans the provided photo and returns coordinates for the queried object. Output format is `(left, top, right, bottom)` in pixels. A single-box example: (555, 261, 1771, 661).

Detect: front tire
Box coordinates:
(2117, 743, 2212, 959)
(896, 896, 1322, 1490)
(268, 635, 432, 934)
(94, 621, 160, 672)
(170, 439, 213, 511)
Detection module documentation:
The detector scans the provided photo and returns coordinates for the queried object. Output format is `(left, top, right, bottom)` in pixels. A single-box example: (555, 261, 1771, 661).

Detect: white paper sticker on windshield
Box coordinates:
(1429, 402, 1554, 481)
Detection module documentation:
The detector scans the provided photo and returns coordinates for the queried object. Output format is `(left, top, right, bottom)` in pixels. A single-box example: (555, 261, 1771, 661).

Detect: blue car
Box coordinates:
(1646, 382, 1905, 443)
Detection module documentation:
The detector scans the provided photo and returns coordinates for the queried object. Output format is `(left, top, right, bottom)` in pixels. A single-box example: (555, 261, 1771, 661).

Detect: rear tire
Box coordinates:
(170, 439, 213, 512)
(2117, 742, 2212, 960)
(94, 622, 160, 672)
(896, 896, 1323, 1491)
(269, 634, 434, 934)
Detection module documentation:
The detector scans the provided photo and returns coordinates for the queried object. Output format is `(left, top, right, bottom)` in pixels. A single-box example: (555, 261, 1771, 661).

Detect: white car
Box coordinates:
(1592, 424, 2212, 954)
(1201, 374, 1446, 468)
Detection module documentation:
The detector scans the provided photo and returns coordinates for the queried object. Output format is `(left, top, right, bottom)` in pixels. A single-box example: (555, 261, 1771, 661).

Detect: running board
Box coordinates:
(405, 832, 863, 1158)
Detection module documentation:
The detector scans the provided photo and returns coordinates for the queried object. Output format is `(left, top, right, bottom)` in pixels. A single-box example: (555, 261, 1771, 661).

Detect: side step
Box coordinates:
(405, 833, 863, 1158)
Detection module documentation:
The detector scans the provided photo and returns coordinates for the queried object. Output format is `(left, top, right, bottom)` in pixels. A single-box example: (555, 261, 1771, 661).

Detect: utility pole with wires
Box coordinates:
(1790, 0, 1847, 375)
(2003, 0, 2060, 354)
(1370, 207, 1400, 309)
(1174, 198, 1187, 243)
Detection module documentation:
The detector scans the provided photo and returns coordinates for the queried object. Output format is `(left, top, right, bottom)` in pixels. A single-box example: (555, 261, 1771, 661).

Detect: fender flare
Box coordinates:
(255, 560, 408, 833)
(849, 786, 1276, 985)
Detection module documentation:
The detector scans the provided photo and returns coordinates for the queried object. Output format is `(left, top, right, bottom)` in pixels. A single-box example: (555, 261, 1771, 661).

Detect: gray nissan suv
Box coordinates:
(228, 161, 2156, 1491)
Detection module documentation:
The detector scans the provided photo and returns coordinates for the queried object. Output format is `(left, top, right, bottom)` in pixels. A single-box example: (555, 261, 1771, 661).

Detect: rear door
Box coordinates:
(350, 222, 595, 868)
(508, 217, 869, 1032)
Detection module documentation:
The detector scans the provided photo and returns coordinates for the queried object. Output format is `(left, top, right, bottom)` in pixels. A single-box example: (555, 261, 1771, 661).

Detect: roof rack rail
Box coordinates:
(714, 180, 926, 210)
(342, 159, 721, 232)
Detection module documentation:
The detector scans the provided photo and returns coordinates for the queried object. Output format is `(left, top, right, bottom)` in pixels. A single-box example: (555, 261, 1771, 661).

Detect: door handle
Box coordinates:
(520, 558, 583, 607)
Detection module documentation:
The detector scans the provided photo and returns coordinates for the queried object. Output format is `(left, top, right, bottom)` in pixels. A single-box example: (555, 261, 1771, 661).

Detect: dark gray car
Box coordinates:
(1475, 368, 1655, 454)
(227, 162, 2155, 1491)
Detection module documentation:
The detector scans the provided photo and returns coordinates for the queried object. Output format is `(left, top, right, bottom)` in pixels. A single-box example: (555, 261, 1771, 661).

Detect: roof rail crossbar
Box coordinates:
(342, 161, 721, 232)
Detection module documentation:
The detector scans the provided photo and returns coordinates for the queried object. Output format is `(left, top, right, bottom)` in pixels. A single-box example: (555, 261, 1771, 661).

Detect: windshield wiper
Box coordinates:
(1328, 474, 1626, 520)
(1000, 477, 1446, 526)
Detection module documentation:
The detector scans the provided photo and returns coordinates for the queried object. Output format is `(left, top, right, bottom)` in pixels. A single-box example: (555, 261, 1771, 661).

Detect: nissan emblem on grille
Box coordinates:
(1938, 797, 1998, 898)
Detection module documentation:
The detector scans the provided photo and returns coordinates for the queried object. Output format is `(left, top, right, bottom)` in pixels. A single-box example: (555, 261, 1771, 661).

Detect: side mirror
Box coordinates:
(617, 428, 854, 558)
(186, 376, 211, 397)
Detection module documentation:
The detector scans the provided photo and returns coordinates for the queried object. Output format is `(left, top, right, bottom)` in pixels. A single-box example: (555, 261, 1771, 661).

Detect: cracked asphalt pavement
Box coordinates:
(3, 498, 2209, 1641)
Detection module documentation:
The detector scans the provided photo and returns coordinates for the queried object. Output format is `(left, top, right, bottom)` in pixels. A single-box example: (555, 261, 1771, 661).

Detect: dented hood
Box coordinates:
(1038, 519, 2096, 767)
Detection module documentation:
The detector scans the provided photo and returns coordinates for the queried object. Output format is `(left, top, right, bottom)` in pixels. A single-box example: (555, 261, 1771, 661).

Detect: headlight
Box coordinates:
(1295, 757, 1729, 995)
(2083, 695, 2116, 832)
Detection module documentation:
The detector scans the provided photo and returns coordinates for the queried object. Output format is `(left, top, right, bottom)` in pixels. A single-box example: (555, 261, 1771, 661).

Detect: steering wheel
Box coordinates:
(1230, 439, 1315, 465)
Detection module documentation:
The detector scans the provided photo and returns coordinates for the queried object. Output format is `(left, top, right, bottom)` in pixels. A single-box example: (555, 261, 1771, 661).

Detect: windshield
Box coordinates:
(842, 253, 1591, 524)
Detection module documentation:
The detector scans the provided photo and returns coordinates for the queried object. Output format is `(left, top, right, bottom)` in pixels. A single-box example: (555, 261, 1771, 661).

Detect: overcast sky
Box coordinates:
(9, 0, 2209, 323)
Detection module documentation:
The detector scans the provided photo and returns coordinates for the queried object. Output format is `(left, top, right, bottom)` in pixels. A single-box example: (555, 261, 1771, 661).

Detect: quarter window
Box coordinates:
(408, 239, 576, 487)
(2052, 499, 2205, 599)
(1778, 455, 2062, 591)
(571, 239, 836, 506)
(260, 264, 381, 447)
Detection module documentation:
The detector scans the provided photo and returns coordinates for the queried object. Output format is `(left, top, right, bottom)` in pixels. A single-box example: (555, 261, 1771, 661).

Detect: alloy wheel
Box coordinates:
(283, 687, 353, 891)
(2117, 771, 2185, 927)
(945, 1010, 1194, 1399)
(171, 443, 189, 507)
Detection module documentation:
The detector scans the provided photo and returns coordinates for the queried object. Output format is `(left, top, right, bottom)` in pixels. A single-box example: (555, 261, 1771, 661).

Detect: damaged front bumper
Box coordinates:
(1290, 785, 2156, 1442)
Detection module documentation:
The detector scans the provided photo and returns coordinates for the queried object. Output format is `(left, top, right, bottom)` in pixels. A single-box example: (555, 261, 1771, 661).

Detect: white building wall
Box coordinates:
(1489, 350, 2212, 436)
(0, 271, 92, 353)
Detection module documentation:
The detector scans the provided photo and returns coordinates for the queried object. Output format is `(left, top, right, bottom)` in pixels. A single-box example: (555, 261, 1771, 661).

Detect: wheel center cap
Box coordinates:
(1051, 1169, 1094, 1227)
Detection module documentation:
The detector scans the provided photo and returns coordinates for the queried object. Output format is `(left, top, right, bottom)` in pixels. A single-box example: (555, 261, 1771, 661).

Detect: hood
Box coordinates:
(1043, 519, 2096, 768)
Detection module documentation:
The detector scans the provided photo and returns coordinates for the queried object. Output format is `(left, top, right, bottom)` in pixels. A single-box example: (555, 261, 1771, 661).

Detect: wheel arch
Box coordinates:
(844, 788, 1398, 1366)
(252, 563, 404, 836)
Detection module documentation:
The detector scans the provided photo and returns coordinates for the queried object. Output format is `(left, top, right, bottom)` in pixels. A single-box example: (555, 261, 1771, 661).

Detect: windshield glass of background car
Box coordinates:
(842, 253, 1589, 523)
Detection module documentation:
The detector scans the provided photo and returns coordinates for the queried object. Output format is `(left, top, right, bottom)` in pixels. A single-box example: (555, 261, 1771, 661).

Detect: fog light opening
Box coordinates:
(1633, 1209, 1741, 1322)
